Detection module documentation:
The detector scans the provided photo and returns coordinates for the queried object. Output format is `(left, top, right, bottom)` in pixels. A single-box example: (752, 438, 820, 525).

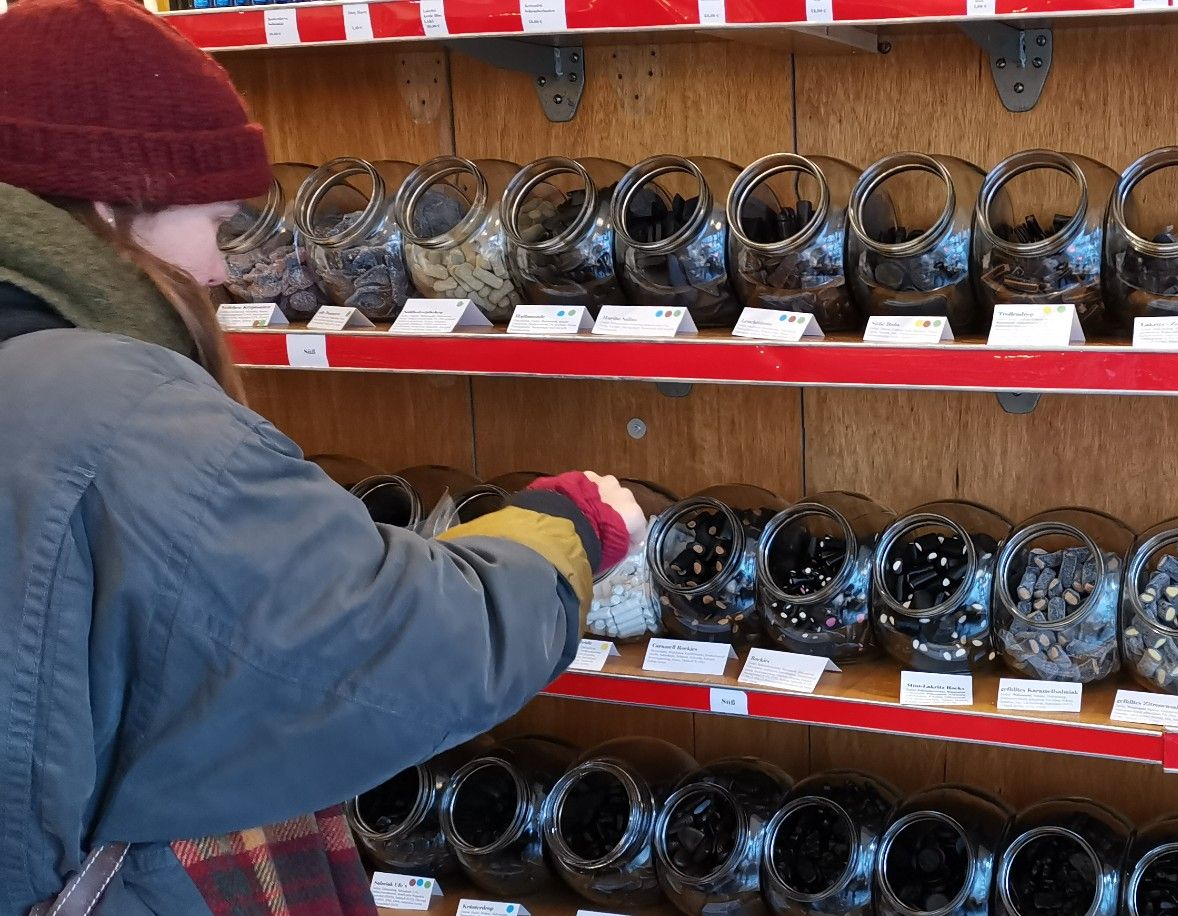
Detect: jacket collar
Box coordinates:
(0, 282, 73, 343)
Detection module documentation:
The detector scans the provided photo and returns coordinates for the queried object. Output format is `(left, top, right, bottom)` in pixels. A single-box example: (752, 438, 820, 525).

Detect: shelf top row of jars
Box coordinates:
(219, 148, 1178, 335)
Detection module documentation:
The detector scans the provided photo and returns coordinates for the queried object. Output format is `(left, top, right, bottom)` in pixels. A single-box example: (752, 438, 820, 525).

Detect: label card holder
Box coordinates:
(592, 306, 698, 338)
(738, 648, 841, 694)
(263, 9, 300, 45)
(569, 640, 621, 672)
(419, 0, 450, 35)
(285, 334, 329, 369)
(369, 874, 442, 911)
(216, 303, 289, 330)
(1111, 689, 1178, 727)
(988, 303, 1085, 347)
(307, 306, 376, 331)
(343, 3, 375, 40)
(507, 305, 594, 335)
(642, 638, 736, 676)
(996, 678, 1083, 713)
(390, 299, 493, 335)
(1133, 316, 1178, 349)
(899, 671, 974, 707)
(519, 0, 566, 31)
(709, 688, 748, 716)
(698, 0, 726, 23)
(863, 315, 954, 344)
(732, 308, 824, 343)
(805, 0, 834, 21)
(456, 901, 530, 916)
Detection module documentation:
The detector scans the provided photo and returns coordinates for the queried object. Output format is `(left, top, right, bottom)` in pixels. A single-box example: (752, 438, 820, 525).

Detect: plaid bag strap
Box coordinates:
(29, 843, 129, 916)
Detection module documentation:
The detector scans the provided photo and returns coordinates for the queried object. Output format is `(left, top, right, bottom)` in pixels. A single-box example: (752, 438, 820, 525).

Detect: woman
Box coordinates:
(0, 1, 645, 913)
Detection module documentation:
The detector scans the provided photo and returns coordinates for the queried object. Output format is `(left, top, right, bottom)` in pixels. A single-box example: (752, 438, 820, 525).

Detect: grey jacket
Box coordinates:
(0, 322, 582, 913)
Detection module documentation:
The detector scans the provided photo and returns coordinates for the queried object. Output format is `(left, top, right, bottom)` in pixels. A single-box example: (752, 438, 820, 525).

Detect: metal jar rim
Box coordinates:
(848, 152, 956, 258)
(975, 149, 1089, 259)
(347, 763, 434, 843)
(541, 759, 653, 871)
(727, 153, 832, 255)
(873, 511, 979, 620)
(350, 475, 424, 530)
(647, 496, 748, 598)
(440, 757, 532, 857)
(1124, 840, 1178, 916)
(219, 173, 285, 255)
(757, 503, 858, 606)
(502, 156, 601, 254)
(1110, 147, 1178, 258)
(294, 156, 390, 249)
(611, 155, 715, 256)
(394, 156, 488, 250)
(996, 825, 1105, 916)
(653, 782, 753, 887)
(995, 520, 1108, 632)
(1127, 528, 1178, 635)
(875, 809, 977, 916)
(762, 795, 860, 903)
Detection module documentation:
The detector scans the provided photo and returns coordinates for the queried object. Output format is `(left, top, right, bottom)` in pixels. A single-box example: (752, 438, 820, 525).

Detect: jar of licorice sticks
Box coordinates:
(1121, 518, 1178, 694)
(756, 491, 895, 662)
(872, 500, 1011, 673)
(647, 485, 787, 644)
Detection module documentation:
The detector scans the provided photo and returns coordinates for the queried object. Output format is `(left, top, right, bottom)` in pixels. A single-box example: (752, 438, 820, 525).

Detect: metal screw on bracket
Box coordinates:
(1033, 57, 1043, 68)
(553, 94, 564, 104)
(536, 75, 547, 86)
(1036, 34, 1047, 45)
(878, 40, 892, 53)
(1014, 82, 1025, 93)
(996, 57, 1007, 69)
(627, 418, 648, 440)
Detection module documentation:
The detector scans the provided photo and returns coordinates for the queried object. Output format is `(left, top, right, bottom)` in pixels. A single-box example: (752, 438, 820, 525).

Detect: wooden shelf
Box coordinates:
(541, 641, 1178, 768)
(375, 875, 674, 916)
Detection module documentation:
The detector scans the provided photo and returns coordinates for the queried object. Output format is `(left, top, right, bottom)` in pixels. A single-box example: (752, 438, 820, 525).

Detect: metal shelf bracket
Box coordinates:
(996, 391, 1041, 414)
(960, 23, 1052, 112)
(445, 39, 584, 122)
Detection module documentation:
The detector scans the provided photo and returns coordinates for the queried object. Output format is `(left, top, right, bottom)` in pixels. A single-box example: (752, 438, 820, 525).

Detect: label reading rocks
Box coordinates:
(456, 901, 530, 916)
(263, 9, 300, 45)
(642, 638, 736, 676)
(419, 0, 449, 36)
(216, 303, 289, 330)
(863, 315, 953, 344)
(507, 305, 593, 335)
(390, 299, 493, 334)
(709, 688, 749, 716)
(899, 671, 974, 707)
(738, 648, 840, 694)
(987, 303, 1085, 347)
(804, 0, 834, 22)
(1133, 316, 1178, 349)
(307, 306, 375, 331)
(1110, 689, 1178, 727)
(569, 640, 620, 672)
(996, 678, 1083, 713)
(592, 306, 698, 338)
(732, 308, 824, 343)
(343, 4, 375, 41)
(519, 0, 567, 31)
(369, 874, 442, 910)
(698, 0, 726, 23)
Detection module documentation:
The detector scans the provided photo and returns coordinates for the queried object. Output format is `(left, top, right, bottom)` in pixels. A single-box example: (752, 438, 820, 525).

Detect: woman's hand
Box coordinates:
(583, 472, 646, 553)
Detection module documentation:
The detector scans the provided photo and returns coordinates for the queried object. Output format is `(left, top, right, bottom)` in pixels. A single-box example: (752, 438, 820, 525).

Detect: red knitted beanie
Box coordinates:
(0, 0, 271, 207)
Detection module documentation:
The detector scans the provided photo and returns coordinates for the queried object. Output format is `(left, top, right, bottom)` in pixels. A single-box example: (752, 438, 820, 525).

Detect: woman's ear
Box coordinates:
(93, 202, 118, 227)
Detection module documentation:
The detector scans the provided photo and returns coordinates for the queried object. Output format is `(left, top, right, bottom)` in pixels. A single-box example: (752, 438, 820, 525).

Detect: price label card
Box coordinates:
(390, 299, 493, 335)
(642, 638, 737, 676)
(1133, 316, 1178, 349)
(966, 0, 996, 14)
(507, 305, 593, 335)
(863, 315, 953, 344)
(738, 648, 841, 694)
(216, 303, 289, 330)
(1111, 689, 1178, 727)
(593, 306, 698, 338)
(709, 688, 748, 716)
(285, 334, 329, 369)
(343, 4, 375, 40)
(369, 874, 442, 911)
(987, 303, 1085, 347)
(698, 0, 726, 23)
(419, 0, 449, 36)
(900, 671, 974, 707)
(732, 309, 824, 343)
(456, 902, 530, 916)
(804, 0, 834, 21)
(997, 678, 1083, 713)
(569, 639, 621, 672)
(519, 0, 567, 31)
(263, 9, 300, 45)
(307, 306, 376, 331)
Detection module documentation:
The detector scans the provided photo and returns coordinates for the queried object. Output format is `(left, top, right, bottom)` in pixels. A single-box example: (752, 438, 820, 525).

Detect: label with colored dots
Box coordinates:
(456, 901, 530, 916)
(987, 302, 1084, 347)
(863, 314, 954, 344)
(507, 304, 594, 335)
(369, 874, 442, 910)
(592, 305, 698, 338)
(732, 308, 825, 342)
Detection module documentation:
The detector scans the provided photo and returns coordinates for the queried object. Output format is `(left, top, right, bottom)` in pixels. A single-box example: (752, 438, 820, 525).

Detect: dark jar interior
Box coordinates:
(1124, 815, 1178, 916)
(395, 465, 509, 526)
(351, 475, 424, 529)
(1121, 519, 1178, 694)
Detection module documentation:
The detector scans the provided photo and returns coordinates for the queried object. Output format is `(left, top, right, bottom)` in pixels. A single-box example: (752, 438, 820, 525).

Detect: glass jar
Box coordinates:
(974, 150, 1116, 331)
(395, 157, 524, 323)
(994, 507, 1132, 683)
(1123, 815, 1178, 916)
(875, 785, 1012, 916)
(346, 735, 494, 877)
(485, 471, 550, 493)
(847, 153, 985, 334)
(653, 758, 794, 916)
(502, 156, 628, 312)
(1121, 518, 1178, 693)
(612, 155, 743, 328)
(219, 161, 331, 321)
(757, 491, 895, 662)
(439, 736, 577, 898)
(351, 474, 425, 529)
(307, 453, 383, 490)
(395, 465, 509, 525)
(541, 737, 698, 908)
(1105, 147, 1178, 330)
(728, 154, 861, 331)
(648, 485, 788, 644)
(994, 798, 1131, 916)
(872, 501, 1011, 673)
(761, 769, 900, 916)
(293, 157, 418, 321)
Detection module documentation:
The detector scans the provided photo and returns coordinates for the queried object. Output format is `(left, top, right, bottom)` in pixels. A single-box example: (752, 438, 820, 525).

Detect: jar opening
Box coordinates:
(769, 797, 856, 900)
(554, 768, 636, 865)
(850, 155, 954, 258)
(219, 175, 283, 254)
(503, 158, 600, 253)
(879, 812, 973, 915)
(998, 523, 1105, 630)
(979, 153, 1087, 257)
(729, 156, 830, 253)
(1128, 843, 1178, 915)
(395, 157, 486, 249)
(659, 785, 743, 882)
(295, 157, 387, 249)
(614, 157, 712, 255)
(760, 506, 855, 605)
(1129, 532, 1178, 634)
(1001, 829, 1101, 916)
(1111, 148, 1178, 258)
(875, 515, 978, 619)
(447, 760, 524, 854)
(354, 766, 426, 838)
(352, 476, 422, 529)
(649, 498, 744, 597)
(454, 485, 509, 525)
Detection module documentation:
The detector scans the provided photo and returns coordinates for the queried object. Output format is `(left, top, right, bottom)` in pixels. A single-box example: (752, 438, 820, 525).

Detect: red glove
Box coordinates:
(528, 472, 632, 572)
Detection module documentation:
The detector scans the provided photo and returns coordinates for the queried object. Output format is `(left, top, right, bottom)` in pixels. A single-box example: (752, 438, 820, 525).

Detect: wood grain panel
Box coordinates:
(472, 378, 803, 499)
(495, 695, 696, 757)
(693, 717, 810, 778)
(809, 729, 947, 794)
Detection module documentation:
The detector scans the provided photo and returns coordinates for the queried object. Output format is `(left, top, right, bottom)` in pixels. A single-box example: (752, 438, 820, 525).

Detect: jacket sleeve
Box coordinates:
(94, 393, 591, 845)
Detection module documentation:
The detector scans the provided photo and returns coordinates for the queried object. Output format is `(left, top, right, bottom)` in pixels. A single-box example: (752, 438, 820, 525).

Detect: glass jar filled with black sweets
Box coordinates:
(1123, 518, 1178, 694)
(872, 500, 1011, 673)
(875, 784, 1012, 916)
(974, 150, 1116, 332)
(648, 485, 787, 644)
(540, 737, 698, 908)
(994, 798, 1131, 916)
(1123, 815, 1178, 916)
(612, 155, 743, 328)
(761, 769, 900, 916)
(728, 154, 862, 330)
(994, 507, 1131, 683)
(653, 758, 794, 916)
(847, 153, 985, 334)
(757, 492, 895, 662)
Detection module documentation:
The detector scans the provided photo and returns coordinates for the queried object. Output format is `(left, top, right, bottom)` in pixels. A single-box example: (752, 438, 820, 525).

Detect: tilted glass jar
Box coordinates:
(502, 156, 628, 311)
(612, 155, 743, 328)
(1120, 518, 1178, 694)
(847, 153, 985, 334)
(728, 154, 861, 331)
(761, 769, 900, 916)
(974, 150, 1116, 332)
(757, 491, 895, 662)
(872, 500, 1011, 673)
(1123, 815, 1178, 916)
(293, 157, 418, 321)
(351, 474, 425, 529)
(395, 465, 509, 525)
(540, 737, 698, 908)
(648, 485, 788, 644)
(395, 157, 524, 323)
(994, 507, 1132, 683)
(653, 758, 794, 916)
(219, 161, 331, 321)
(439, 736, 577, 898)
(994, 798, 1132, 916)
(1105, 147, 1178, 330)
(346, 735, 494, 877)
(875, 784, 1012, 916)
